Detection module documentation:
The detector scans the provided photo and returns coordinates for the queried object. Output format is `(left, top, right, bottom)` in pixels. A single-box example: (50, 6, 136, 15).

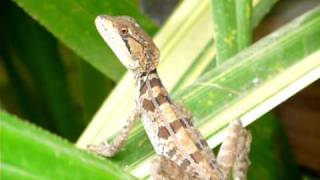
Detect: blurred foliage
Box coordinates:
(0, 0, 81, 140)
(248, 113, 300, 179)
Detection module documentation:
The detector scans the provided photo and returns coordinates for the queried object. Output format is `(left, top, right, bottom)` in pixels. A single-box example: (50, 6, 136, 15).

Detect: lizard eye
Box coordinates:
(120, 28, 128, 34)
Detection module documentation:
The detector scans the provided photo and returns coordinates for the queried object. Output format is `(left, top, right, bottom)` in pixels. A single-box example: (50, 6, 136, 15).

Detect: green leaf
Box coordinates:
(174, 0, 277, 91)
(235, 0, 252, 50)
(78, 6, 320, 179)
(211, 0, 238, 63)
(0, 111, 137, 180)
(11, 0, 158, 81)
(211, 0, 252, 64)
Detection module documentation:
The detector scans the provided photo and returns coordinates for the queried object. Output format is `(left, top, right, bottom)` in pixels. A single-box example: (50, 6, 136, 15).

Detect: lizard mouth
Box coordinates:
(95, 15, 116, 41)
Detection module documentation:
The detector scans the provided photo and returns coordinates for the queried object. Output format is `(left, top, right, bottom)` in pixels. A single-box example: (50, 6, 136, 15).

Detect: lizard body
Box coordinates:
(139, 69, 221, 179)
(88, 15, 251, 180)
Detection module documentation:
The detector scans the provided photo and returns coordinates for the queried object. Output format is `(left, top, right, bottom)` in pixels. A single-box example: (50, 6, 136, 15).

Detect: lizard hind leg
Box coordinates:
(216, 120, 251, 179)
(233, 130, 252, 180)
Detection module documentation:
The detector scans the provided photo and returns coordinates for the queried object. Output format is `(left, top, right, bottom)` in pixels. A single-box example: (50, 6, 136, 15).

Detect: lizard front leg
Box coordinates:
(87, 108, 141, 157)
(217, 120, 251, 180)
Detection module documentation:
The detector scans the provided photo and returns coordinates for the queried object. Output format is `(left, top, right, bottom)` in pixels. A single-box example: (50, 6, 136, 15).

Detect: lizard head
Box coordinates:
(95, 15, 159, 74)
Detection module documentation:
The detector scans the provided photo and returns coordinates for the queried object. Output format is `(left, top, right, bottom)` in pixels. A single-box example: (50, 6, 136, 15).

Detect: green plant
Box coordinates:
(1, 0, 319, 179)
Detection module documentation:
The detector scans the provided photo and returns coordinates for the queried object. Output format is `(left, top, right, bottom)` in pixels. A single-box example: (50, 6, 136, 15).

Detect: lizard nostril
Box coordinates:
(120, 28, 128, 34)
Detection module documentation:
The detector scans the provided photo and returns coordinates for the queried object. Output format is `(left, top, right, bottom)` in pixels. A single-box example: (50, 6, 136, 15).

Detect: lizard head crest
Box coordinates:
(95, 15, 159, 74)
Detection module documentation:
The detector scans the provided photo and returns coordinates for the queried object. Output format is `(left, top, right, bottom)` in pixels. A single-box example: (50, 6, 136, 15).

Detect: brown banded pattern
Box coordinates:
(94, 15, 251, 180)
(138, 70, 223, 179)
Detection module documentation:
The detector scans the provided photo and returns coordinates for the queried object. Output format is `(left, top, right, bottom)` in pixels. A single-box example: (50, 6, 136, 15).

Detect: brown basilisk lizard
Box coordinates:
(88, 15, 252, 180)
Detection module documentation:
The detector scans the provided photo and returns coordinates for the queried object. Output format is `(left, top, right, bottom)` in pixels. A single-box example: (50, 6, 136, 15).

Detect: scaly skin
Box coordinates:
(88, 15, 252, 180)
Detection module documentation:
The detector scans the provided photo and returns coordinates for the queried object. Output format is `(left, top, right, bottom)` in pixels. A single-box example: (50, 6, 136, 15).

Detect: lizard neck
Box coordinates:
(137, 69, 170, 107)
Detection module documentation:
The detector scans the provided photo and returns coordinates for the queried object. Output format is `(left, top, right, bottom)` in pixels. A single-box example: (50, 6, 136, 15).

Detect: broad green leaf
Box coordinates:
(11, 0, 158, 82)
(79, 6, 320, 179)
(0, 111, 136, 180)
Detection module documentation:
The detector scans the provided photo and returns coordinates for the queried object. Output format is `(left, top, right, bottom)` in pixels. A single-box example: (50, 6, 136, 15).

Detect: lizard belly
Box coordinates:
(141, 113, 163, 155)
(141, 113, 184, 163)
